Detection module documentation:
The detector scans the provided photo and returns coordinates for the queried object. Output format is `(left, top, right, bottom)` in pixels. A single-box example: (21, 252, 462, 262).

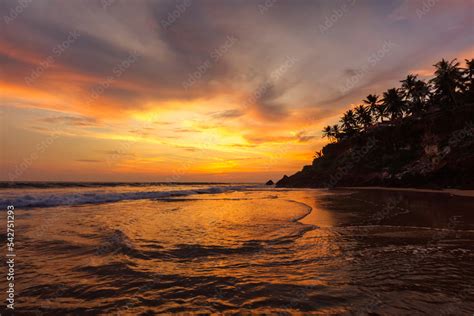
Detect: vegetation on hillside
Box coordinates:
(277, 57, 474, 189)
(321, 58, 474, 143)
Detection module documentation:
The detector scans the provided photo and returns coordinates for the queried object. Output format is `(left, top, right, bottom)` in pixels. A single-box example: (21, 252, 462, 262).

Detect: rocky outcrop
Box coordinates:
(277, 106, 474, 189)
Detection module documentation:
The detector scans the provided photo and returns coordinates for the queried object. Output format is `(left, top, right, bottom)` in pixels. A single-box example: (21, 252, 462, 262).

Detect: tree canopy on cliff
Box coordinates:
(322, 58, 474, 144)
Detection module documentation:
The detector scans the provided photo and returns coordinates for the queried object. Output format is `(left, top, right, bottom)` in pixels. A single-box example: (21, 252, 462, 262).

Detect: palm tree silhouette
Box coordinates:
(364, 94, 389, 122)
(400, 74, 418, 114)
(322, 125, 333, 140)
(464, 58, 474, 98)
(430, 58, 464, 107)
(383, 88, 405, 120)
(401, 74, 418, 100)
(332, 124, 341, 141)
(363, 94, 379, 118)
(465, 59, 474, 81)
(323, 57, 473, 144)
(355, 104, 372, 130)
(373, 103, 388, 123)
(340, 109, 358, 137)
(411, 79, 431, 114)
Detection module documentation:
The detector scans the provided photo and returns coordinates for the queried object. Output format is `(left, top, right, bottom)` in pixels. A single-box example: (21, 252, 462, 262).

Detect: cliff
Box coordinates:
(276, 105, 474, 189)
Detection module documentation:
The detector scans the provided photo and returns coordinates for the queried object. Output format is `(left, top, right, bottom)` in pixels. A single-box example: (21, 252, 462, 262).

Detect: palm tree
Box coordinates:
(400, 74, 418, 100)
(400, 74, 418, 115)
(326, 56, 472, 152)
(364, 94, 390, 122)
(363, 94, 379, 117)
(372, 103, 388, 123)
(340, 109, 358, 137)
(322, 125, 333, 140)
(363, 94, 379, 107)
(429, 58, 464, 107)
(332, 124, 341, 141)
(464, 58, 474, 100)
(383, 88, 405, 120)
(465, 59, 474, 84)
(411, 79, 431, 114)
(355, 104, 372, 130)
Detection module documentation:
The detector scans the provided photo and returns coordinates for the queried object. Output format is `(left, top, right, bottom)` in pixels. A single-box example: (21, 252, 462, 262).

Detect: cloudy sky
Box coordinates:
(0, 0, 472, 182)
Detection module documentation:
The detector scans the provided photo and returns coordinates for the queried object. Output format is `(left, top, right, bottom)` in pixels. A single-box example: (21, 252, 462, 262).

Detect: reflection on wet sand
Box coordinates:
(2, 187, 473, 314)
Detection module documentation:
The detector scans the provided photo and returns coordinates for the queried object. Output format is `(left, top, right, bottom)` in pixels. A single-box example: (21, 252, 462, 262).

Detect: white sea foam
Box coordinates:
(0, 185, 252, 208)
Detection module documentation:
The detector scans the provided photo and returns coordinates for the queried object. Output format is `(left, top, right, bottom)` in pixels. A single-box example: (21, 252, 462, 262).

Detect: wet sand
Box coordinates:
(340, 186, 474, 198)
(2, 186, 474, 314)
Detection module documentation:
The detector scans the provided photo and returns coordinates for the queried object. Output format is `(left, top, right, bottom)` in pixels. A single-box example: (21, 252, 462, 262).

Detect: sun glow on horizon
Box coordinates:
(1, 0, 472, 182)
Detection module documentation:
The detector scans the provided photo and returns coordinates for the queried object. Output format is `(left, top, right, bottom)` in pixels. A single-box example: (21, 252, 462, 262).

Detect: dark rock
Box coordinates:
(276, 105, 474, 189)
(275, 175, 289, 187)
(265, 180, 274, 185)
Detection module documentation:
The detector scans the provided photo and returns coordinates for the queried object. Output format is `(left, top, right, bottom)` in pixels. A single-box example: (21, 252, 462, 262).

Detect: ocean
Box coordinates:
(1, 183, 473, 314)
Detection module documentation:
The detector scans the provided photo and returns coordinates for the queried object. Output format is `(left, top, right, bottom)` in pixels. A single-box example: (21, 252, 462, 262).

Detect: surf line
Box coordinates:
(285, 199, 314, 223)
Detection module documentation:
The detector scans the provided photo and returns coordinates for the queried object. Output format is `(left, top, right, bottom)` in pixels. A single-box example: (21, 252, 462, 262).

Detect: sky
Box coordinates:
(0, 0, 473, 182)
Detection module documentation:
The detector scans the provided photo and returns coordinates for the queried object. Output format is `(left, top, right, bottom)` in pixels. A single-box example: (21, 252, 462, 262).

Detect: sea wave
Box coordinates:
(0, 181, 237, 189)
(0, 185, 251, 208)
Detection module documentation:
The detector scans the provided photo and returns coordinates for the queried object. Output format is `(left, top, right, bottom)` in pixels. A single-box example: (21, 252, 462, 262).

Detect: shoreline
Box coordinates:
(337, 186, 474, 198)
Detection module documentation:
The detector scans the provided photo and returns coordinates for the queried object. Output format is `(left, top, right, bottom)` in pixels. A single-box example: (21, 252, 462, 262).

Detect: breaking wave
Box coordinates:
(0, 185, 252, 208)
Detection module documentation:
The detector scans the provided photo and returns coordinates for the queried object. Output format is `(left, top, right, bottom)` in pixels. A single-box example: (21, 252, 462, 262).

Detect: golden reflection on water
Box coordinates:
(5, 188, 474, 314)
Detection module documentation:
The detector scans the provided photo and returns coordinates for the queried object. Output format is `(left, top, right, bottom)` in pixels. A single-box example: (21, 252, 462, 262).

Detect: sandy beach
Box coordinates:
(340, 186, 474, 198)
